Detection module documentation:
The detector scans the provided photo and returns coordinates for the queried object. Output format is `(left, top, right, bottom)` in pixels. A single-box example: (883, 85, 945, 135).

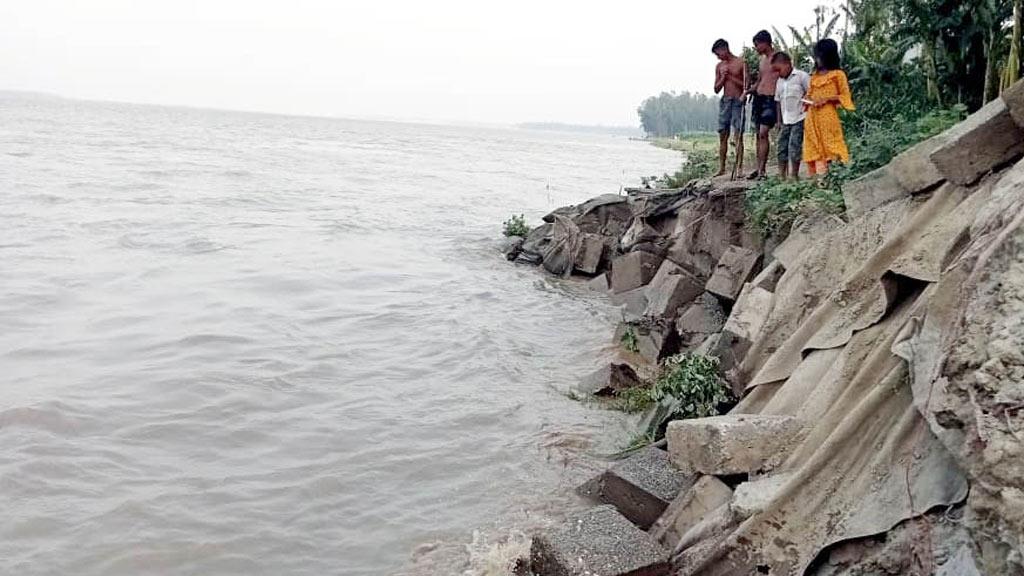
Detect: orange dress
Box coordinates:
(802, 70, 855, 164)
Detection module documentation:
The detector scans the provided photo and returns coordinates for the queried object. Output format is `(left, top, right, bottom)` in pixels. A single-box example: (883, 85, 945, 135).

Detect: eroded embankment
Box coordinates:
(506, 81, 1024, 575)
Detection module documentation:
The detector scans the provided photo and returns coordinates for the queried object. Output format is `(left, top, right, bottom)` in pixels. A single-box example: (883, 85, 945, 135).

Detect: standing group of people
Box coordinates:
(712, 31, 855, 181)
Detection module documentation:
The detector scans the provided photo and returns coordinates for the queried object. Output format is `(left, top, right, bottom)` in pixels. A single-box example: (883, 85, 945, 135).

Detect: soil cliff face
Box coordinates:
(515, 83, 1024, 576)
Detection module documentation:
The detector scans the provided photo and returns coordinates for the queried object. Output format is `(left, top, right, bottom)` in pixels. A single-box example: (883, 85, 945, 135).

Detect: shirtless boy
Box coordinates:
(712, 39, 747, 178)
(748, 30, 779, 180)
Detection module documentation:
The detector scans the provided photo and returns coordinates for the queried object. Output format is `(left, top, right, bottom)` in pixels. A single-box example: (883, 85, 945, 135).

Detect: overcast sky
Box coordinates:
(2, 1, 828, 126)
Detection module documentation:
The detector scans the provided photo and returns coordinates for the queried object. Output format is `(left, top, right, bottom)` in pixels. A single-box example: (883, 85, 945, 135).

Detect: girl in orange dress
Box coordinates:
(803, 38, 855, 178)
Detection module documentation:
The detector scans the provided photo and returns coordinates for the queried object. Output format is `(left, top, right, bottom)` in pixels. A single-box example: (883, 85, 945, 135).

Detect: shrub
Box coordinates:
(620, 327, 640, 354)
(612, 354, 734, 452)
(502, 214, 531, 238)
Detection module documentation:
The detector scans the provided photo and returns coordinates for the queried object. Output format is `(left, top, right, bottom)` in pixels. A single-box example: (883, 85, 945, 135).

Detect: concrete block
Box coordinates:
(842, 165, 905, 219)
(585, 273, 609, 293)
(705, 246, 761, 302)
(650, 475, 733, 547)
(610, 251, 663, 294)
(1001, 78, 1024, 128)
(576, 362, 641, 397)
(643, 267, 703, 320)
(890, 133, 949, 194)
(611, 287, 648, 323)
(666, 414, 802, 475)
(730, 472, 791, 518)
(714, 285, 773, 380)
(577, 447, 693, 530)
(675, 293, 726, 350)
(750, 260, 784, 292)
(574, 233, 607, 275)
(530, 505, 670, 576)
(636, 322, 681, 365)
(930, 98, 1024, 186)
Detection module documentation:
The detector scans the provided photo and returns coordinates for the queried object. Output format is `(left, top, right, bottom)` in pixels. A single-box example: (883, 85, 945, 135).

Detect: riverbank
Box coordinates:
(502, 82, 1024, 575)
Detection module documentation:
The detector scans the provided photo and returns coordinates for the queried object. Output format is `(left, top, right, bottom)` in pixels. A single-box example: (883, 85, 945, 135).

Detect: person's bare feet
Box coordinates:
(714, 170, 727, 177)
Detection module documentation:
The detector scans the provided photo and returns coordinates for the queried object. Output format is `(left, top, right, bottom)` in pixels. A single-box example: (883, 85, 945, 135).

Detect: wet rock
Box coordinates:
(542, 215, 582, 277)
(576, 362, 641, 397)
(930, 98, 1024, 186)
(634, 320, 681, 365)
(546, 194, 633, 238)
(705, 246, 761, 302)
(585, 273, 609, 293)
(842, 165, 905, 218)
(890, 133, 949, 194)
(520, 222, 554, 264)
(628, 188, 693, 220)
(574, 233, 607, 275)
(666, 414, 802, 475)
(730, 473, 791, 519)
(675, 294, 726, 350)
(530, 505, 670, 576)
(501, 236, 525, 261)
(610, 251, 663, 294)
(611, 288, 649, 323)
(650, 475, 733, 547)
(643, 263, 703, 321)
(577, 447, 693, 530)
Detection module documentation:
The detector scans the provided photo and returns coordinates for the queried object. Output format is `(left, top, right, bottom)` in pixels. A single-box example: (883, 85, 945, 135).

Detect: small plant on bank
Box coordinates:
(612, 354, 734, 453)
(620, 327, 640, 354)
(502, 214, 531, 238)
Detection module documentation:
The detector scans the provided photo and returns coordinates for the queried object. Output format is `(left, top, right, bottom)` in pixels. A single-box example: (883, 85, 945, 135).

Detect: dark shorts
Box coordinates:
(751, 94, 778, 129)
(778, 120, 804, 163)
(718, 96, 745, 134)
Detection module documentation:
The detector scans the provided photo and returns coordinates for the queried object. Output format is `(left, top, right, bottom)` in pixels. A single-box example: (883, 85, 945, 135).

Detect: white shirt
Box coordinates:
(775, 69, 810, 125)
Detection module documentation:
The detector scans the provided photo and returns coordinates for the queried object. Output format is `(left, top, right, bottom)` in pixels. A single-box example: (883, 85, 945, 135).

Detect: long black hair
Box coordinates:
(814, 38, 841, 71)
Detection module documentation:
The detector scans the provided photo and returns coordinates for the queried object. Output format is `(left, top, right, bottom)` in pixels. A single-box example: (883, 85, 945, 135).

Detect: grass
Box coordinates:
(620, 327, 640, 354)
(744, 176, 846, 237)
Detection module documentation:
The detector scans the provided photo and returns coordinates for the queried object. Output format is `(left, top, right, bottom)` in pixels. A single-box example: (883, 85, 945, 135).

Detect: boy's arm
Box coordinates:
(714, 64, 725, 94)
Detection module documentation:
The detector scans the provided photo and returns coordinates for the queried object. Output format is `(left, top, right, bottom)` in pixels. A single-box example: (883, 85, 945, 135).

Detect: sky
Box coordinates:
(1, 0, 827, 126)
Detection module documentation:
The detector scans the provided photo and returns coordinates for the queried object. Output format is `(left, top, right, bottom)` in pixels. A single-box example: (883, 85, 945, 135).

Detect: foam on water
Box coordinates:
(0, 93, 679, 575)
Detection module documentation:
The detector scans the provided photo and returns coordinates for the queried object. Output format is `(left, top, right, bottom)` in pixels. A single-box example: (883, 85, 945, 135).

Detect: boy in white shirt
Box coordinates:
(772, 52, 811, 180)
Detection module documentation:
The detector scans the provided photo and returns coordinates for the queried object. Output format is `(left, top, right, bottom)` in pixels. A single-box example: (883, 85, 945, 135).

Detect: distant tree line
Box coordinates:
(637, 91, 720, 137)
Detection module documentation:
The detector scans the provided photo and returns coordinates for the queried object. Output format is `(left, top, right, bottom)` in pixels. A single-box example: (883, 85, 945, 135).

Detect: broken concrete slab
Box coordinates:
(705, 246, 761, 302)
(890, 133, 949, 194)
(666, 414, 802, 475)
(750, 260, 784, 292)
(610, 251, 664, 294)
(576, 362, 642, 397)
(542, 215, 582, 277)
(1001, 77, 1024, 129)
(714, 284, 773, 384)
(643, 266, 703, 320)
(675, 293, 726, 350)
(731, 473, 792, 519)
(500, 236, 525, 261)
(577, 447, 693, 530)
(930, 97, 1024, 186)
(650, 475, 733, 547)
(574, 233, 606, 275)
(842, 165, 905, 219)
(611, 288, 649, 324)
(621, 218, 664, 253)
(530, 505, 670, 576)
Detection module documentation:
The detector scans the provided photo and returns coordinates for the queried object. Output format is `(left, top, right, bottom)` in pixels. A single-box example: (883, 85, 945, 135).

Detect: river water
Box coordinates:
(0, 93, 680, 575)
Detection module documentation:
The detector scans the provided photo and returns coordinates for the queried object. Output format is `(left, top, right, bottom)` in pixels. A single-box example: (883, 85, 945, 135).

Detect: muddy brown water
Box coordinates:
(0, 94, 681, 575)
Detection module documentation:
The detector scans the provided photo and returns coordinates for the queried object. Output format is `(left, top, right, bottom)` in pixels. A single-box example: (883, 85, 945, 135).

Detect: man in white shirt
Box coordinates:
(772, 52, 811, 180)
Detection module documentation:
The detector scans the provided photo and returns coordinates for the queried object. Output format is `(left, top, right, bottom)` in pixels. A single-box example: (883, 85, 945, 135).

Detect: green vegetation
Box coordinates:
(651, 133, 756, 188)
(620, 327, 640, 354)
(502, 214, 531, 238)
(613, 354, 734, 452)
(745, 178, 845, 237)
